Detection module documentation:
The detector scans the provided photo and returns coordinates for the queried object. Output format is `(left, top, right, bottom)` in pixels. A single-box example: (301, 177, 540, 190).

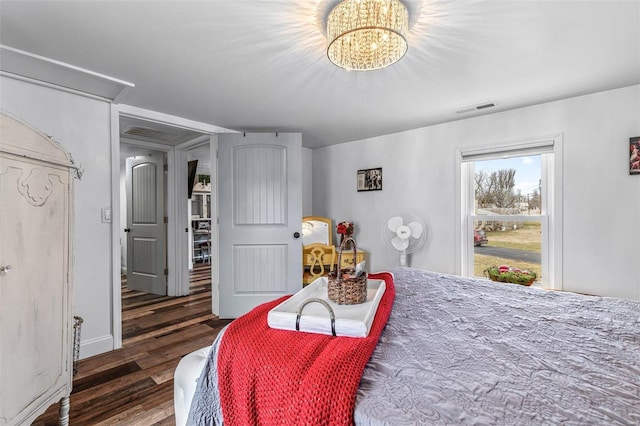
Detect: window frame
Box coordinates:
(456, 135, 563, 289)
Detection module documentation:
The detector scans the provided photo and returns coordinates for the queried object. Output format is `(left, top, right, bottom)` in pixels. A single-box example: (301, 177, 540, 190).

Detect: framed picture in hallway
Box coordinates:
(630, 137, 640, 175)
(357, 167, 382, 191)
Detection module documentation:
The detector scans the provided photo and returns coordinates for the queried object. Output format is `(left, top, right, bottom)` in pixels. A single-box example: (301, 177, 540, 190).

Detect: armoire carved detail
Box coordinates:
(13, 167, 61, 207)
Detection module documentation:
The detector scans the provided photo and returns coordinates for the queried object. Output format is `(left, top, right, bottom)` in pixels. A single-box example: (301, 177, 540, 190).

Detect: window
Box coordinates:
(459, 136, 562, 289)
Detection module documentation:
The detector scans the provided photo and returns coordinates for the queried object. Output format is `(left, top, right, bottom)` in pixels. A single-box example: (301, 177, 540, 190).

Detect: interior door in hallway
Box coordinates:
(126, 154, 166, 295)
(218, 132, 302, 318)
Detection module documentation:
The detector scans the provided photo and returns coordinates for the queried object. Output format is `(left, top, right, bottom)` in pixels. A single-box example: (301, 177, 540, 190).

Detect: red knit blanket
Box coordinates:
(217, 272, 395, 426)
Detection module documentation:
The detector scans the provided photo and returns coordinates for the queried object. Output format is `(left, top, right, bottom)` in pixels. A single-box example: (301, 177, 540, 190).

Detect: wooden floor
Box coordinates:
(34, 263, 229, 425)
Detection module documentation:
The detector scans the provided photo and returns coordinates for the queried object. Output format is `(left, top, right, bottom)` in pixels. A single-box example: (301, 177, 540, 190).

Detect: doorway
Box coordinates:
(118, 141, 213, 346)
(186, 143, 213, 271)
(114, 111, 216, 349)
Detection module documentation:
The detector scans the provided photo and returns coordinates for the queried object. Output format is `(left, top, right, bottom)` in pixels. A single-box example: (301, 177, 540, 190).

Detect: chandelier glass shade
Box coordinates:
(327, 0, 409, 71)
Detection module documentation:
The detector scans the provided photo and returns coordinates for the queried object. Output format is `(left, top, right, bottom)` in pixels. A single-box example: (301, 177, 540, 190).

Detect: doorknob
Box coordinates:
(293, 232, 301, 238)
(124, 228, 131, 233)
(0, 265, 11, 274)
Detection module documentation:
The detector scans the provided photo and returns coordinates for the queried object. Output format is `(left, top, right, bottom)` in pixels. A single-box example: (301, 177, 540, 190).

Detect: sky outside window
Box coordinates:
(475, 155, 541, 197)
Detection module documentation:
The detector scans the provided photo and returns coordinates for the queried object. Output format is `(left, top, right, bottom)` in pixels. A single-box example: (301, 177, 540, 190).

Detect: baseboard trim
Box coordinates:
(79, 334, 114, 360)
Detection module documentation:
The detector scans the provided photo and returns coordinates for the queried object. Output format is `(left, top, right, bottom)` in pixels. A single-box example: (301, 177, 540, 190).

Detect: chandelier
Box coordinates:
(327, 0, 409, 71)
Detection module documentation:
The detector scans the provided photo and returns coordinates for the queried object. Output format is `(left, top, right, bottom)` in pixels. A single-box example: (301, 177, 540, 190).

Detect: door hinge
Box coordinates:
(164, 268, 168, 276)
(216, 150, 219, 159)
(164, 216, 168, 224)
(163, 164, 168, 172)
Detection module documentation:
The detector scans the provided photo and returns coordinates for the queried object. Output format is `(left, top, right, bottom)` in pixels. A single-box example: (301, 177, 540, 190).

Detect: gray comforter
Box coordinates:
(190, 267, 640, 425)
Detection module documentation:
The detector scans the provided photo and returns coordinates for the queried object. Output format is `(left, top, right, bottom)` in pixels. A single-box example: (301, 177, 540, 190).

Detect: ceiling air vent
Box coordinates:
(456, 102, 496, 114)
(121, 125, 175, 142)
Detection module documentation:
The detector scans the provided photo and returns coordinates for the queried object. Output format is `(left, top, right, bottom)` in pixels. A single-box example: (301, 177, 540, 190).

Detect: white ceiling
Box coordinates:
(1, 1, 638, 148)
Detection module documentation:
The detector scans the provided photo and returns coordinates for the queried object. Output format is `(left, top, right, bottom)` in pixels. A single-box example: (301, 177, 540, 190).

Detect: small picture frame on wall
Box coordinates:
(630, 137, 640, 175)
(357, 167, 382, 192)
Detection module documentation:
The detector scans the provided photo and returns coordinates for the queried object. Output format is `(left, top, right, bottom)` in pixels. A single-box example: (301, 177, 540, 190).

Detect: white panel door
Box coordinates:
(218, 133, 302, 318)
(126, 155, 166, 295)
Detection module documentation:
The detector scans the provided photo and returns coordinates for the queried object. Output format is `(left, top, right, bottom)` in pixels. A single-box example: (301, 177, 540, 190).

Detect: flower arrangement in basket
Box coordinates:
(484, 265, 537, 286)
(336, 221, 354, 249)
(327, 236, 367, 305)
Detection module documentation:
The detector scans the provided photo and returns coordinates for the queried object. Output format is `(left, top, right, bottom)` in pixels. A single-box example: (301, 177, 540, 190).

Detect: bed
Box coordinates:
(176, 267, 640, 425)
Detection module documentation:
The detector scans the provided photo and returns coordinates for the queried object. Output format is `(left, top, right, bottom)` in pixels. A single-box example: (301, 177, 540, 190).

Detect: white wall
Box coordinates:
(1, 76, 115, 357)
(312, 85, 640, 301)
(302, 147, 313, 216)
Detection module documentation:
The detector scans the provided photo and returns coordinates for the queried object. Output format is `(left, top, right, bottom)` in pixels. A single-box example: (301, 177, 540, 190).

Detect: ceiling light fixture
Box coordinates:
(327, 0, 409, 71)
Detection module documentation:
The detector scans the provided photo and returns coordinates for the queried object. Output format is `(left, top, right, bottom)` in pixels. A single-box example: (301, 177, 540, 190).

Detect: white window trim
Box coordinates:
(455, 134, 563, 290)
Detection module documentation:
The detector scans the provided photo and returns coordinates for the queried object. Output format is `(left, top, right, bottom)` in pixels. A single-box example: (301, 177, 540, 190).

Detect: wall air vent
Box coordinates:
(475, 102, 495, 110)
(456, 102, 496, 114)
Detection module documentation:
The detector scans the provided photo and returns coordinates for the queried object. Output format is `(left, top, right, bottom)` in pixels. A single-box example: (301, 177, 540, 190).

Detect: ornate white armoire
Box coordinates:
(0, 112, 75, 425)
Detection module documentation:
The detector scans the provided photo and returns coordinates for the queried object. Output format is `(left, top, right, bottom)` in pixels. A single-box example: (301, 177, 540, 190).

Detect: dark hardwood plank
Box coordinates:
(33, 263, 229, 425)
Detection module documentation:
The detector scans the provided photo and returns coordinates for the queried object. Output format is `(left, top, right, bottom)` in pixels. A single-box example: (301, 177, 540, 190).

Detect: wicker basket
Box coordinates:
(327, 237, 367, 305)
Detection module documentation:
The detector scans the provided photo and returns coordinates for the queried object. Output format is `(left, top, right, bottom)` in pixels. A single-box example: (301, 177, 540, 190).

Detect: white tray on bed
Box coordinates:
(267, 277, 385, 338)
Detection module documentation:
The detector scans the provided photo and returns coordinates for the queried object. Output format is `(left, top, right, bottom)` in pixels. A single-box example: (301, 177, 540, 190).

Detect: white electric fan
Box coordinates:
(382, 214, 427, 266)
